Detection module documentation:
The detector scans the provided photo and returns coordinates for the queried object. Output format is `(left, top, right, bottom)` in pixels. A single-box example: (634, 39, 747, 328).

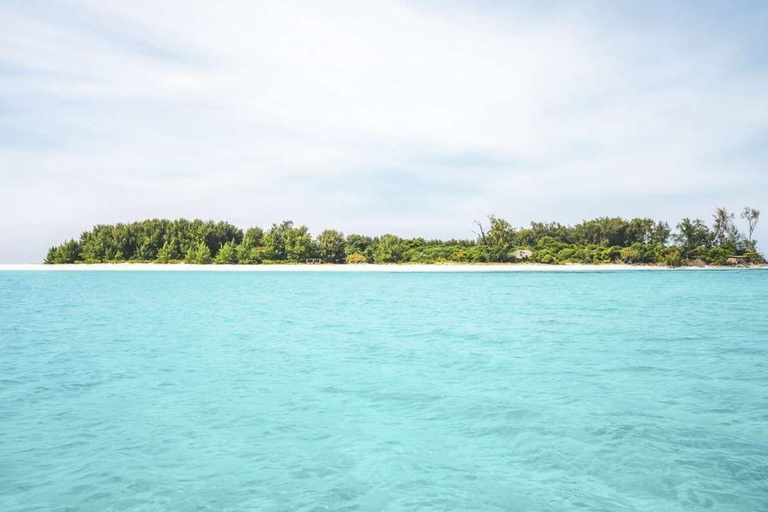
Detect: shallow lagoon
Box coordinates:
(1, 270, 767, 511)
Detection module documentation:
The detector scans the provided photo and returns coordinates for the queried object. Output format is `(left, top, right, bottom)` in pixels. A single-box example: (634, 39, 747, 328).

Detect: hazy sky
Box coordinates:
(1, 0, 767, 262)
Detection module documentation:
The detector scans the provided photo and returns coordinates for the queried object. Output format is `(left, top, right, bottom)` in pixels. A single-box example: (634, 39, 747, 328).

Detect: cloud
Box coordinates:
(1, 0, 767, 261)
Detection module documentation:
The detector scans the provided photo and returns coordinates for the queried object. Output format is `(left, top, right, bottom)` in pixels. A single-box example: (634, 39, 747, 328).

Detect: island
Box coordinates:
(44, 207, 763, 267)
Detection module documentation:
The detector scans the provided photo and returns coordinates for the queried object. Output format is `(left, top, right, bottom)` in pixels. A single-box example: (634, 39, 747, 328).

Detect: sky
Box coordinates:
(1, 0, 767, 262)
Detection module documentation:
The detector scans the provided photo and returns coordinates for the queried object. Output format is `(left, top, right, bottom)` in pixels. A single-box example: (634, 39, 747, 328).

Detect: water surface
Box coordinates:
(1, 270, 767, 511)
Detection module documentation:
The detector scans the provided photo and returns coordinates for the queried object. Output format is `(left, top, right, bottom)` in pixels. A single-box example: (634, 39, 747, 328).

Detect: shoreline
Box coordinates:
(1, 263, 765, 272)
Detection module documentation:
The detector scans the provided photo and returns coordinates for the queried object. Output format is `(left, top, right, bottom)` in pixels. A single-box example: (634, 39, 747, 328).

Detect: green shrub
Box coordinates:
(557, 247, 576, 262)
(620, 247, 641, 263)
(663, 248, 685, 267)
(44, 239, 82, 264)
(704, 246, 728, 265)
(214, 241, 238, 264)
(536, 252, 557, 264)
(186, 242, 212, 264)
(236, 245, 262, 264)
(346, 252, 367, 264)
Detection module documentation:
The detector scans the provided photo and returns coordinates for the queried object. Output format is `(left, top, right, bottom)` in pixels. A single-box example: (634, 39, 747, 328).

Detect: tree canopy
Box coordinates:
(44, 208, 763, 266)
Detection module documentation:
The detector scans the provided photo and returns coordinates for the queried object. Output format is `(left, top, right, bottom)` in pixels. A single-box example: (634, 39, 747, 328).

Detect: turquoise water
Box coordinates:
(1, 270, 767, 511)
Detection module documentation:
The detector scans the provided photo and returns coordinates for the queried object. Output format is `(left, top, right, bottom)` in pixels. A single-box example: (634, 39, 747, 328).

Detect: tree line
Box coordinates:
(45, 207, 762, 266)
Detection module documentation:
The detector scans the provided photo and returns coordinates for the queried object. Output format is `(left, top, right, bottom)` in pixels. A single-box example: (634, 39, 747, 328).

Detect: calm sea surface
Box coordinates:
(1, 270, 767, 511)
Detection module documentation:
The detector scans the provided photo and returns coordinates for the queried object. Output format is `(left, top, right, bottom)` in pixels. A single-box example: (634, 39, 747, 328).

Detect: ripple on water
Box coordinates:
(1, 270, 767, 511)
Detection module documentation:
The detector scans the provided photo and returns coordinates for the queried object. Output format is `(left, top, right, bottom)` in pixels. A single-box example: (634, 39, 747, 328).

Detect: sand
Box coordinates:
(0, 263, 755, 272)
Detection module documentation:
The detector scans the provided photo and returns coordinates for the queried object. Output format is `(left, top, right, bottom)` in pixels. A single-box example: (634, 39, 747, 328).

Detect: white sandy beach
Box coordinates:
(0, 263, 760, 272)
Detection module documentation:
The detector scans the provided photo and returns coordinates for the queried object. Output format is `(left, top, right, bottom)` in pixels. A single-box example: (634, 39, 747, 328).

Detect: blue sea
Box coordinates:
(1, 270, 767, 511)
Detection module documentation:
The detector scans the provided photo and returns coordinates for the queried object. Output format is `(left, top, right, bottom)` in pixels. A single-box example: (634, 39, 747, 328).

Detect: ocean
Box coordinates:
(1, 269, 767, 511)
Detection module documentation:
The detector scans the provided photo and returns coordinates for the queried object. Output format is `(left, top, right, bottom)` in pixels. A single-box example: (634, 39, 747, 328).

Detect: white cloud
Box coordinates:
(1, 0, 767, 261)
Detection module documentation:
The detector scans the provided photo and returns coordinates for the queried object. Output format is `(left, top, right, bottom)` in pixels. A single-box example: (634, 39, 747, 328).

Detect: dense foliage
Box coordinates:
(45, 208, 763, 266)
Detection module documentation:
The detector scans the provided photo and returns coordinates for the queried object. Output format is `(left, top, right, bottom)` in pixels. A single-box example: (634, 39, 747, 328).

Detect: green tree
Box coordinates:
(80, 226, 115, 262)
(316, 229, 346, 263)
(345, 234, 374, 262)
(674, 218, 711, 255)
(41, 211, 762, 266)
(186, 241, 212, 264)
(625, 218, 653, 245)
(236, 244, 262, 264)
(285, 224, 316, 262)
(235, 226, 265, 264)
(664, 248, 685, 267)
(705, 246, 729, 265)
(374, 234, 405, 263)
(487, 216, 515, 261)
(135, 239, 156, 261)
(573, 217, 628, 246)
(214, 241, 238, 264)
(156, 239, 179, 263)
(521, 221, 571, 246)
(741, 207, 760, 252)
(263, 221, 291, 260)
(47, 239, 82, 264)
(649, 221, 671, 245)
(44, 246, 57, 264)
(242, 227, 264, 249)
(203, 221, 243, 255)
(620, 246, 641, 263)
(711, 207, 741, 251)
(475, 215, 515, 262)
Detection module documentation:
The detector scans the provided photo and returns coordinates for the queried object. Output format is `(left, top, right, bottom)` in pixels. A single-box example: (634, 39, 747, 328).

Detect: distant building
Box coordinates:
(514, 249, 533, 260)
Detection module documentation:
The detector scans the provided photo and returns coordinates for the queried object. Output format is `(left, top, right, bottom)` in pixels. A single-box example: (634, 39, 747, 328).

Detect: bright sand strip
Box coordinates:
(0, 263, 757, 272)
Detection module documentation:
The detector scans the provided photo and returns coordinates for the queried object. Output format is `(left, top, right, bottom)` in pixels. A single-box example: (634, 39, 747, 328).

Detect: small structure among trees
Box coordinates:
(513, 249, 533, 260)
